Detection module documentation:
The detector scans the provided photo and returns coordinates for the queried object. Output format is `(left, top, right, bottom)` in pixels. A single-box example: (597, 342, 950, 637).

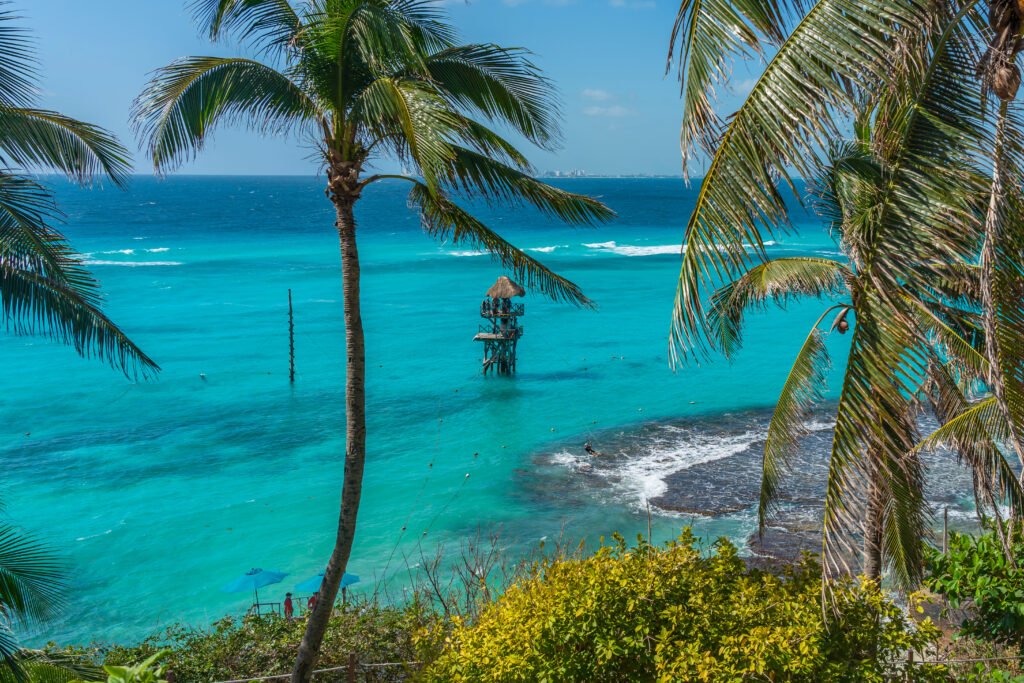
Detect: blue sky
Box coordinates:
(25, 0, 747, 176)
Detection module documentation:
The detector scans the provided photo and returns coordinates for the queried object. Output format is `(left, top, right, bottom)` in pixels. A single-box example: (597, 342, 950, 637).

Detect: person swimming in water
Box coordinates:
(584, 442, 603, 457)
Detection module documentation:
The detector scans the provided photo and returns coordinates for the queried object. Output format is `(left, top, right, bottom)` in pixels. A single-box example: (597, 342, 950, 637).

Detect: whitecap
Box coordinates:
(82, 260, 183, 267)
(552, 427, 762, 511)
(448, 250, 486, 257)
(584, 241, 682, 257)
(145, 247, 170, 253)
(527, 245, 568, 253)
(99, 249, 135, 255)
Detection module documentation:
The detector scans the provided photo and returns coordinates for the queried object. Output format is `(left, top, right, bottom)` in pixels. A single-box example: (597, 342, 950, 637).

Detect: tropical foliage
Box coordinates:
(69, 606, 426, 683)
(421, 531, 948, 682)
(667, 0, 1024, 586)
(0, 4, 156, 377)
(132, 0, 613, 678)
(927, 527, 1024, 650)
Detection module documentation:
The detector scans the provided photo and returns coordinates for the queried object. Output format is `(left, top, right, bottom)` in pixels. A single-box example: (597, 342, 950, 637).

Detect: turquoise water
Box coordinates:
(6, 177, 851, 645)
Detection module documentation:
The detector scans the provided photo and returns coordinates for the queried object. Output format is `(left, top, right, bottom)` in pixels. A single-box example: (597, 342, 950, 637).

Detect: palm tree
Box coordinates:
(0, 5, 157, 378)
(667, 0, 1024, 583)
(132, 1, 613, 677)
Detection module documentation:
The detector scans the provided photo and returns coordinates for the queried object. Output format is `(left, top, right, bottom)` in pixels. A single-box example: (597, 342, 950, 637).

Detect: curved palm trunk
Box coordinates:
(292, 197, 366, 683)
(980, 100, 1024, 474)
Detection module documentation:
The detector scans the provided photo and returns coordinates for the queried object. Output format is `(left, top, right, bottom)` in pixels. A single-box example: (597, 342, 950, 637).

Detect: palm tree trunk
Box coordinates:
(292, 197, 366, 683)
(980, 99, 1024, 474)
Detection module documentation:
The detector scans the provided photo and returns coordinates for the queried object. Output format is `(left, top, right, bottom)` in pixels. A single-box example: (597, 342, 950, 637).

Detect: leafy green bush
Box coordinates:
(87, 651, 169, 683)
(54, 602, 428, 683)
(420, 531, 946, 682)
(926, 528, 1024, 650)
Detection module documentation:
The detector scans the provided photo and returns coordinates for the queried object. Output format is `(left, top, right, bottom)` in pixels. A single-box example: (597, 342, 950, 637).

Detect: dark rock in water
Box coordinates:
(746, 505, 823, 570)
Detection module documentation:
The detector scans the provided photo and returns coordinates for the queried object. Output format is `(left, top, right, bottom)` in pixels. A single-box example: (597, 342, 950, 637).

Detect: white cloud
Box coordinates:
(582, 88, 613, 101)
(583, 105, 633, 118)
(731, 78, 757, 95)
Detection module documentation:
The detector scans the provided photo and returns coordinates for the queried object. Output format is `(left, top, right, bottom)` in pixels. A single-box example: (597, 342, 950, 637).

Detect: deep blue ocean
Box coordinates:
(3, 176, 957, 646)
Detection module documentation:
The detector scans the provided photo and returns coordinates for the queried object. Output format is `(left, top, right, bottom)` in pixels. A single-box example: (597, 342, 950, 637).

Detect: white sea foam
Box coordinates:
(552, 428, 762, 511)
(448, 250, 486, 257)
(583, 240, 777, 257)
(82, 260, 183, 267)
(75, 529, 113, 542)
(145, 247, 170, 253)
(584, 241, 682, 257)
(803, 419, 835, 432)
(100, 249, 135, 255)
(527, 245, 567, 253)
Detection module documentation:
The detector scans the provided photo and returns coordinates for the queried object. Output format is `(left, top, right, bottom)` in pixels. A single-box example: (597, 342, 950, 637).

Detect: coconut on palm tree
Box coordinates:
(132, 0, 613, 677)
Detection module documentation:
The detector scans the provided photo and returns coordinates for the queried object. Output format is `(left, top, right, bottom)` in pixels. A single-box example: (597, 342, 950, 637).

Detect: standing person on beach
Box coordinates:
(134, 2, 613, 679)
(284, 593, 294, 620)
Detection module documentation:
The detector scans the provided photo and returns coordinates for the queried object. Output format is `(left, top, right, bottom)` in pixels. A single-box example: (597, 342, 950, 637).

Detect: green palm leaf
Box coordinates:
(0, 108, 131, 187)
(707, 256, 848, 357)
(132, 57, 321, 173)
(423, 44, 560, 149)
(666, 0, 785, 170)
(407, 182, 593, 307)
(0, 5, 34, 108)
(667, 0, 941, 365)
(759, 309, 834, 530)
(0, 176, 159, 377)
(437, 148, 614, 226)
(189, 0, 302, 54)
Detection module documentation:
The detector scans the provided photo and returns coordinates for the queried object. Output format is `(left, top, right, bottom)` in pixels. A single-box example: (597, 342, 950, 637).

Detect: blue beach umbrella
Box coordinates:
(222, 567, 288, 605)
(295, 571, 360, 594)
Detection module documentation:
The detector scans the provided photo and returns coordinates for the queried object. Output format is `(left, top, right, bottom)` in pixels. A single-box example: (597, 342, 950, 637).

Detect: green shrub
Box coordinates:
(87, 651, 169, 683)
(420, 531, 946, 682)
(926, 527, 1024, 650)
(54, 601, 429, 683)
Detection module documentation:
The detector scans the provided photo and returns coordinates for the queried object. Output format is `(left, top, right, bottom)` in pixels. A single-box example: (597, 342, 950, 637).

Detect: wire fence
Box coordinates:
(211, 655, 421, 683)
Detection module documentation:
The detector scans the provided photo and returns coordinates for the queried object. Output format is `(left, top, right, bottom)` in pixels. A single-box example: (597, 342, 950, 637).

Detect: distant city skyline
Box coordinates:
(25, 1, 751, 177)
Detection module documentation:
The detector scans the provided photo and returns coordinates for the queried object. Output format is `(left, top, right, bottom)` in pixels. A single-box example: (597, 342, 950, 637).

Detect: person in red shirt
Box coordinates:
(284, 592, 294, 620)
(307, 591, 319, 612)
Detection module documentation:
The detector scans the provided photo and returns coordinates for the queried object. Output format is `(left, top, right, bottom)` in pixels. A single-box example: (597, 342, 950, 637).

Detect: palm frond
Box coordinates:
(0, 524, 63, 629)
(667, 0, 951, 365)
(407, 182, 592, 307)
(0, 650, 102, 683)
(189, 0, 302, 54)
(132, 57, 320, 174)
(0, 176, 159, 378)
(423, 44, 560, 149)
(351, 76, 464, 186)
(921, 363, 1024, 517)
(0, 108, 131, 187)
(438, 148, 615, 226)
(759, 309, 834, 530)
(707, 256, 848, 357)
(0, 5, 35, 108)
(821, 298, 931, 589)
(666, 0, 786, 172)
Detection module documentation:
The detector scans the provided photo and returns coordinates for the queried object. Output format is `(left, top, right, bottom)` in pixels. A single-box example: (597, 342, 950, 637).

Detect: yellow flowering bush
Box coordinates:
(420, 531, 947, 682)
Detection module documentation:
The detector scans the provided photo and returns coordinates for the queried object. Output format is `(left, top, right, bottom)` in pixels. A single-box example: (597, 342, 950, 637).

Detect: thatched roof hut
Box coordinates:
(486, 276, 525, 299)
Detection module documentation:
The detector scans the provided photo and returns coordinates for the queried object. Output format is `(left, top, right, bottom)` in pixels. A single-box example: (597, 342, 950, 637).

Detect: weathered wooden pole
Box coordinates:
(288, 289, 296, 383)
(942, 507, 948, 554)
